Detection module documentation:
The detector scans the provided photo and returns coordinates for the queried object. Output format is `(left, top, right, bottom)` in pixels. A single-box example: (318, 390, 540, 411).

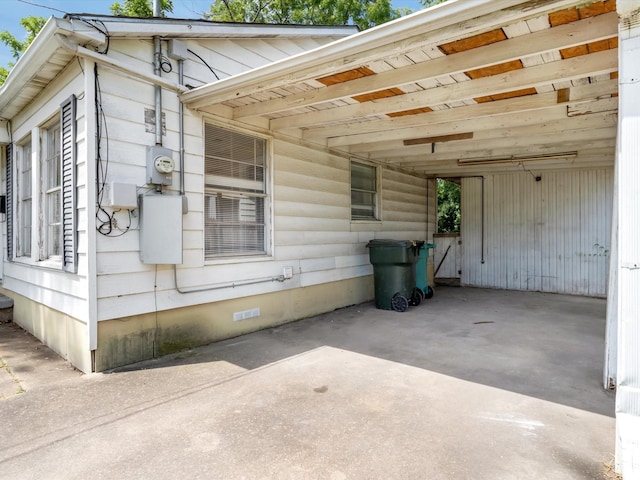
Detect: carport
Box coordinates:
(0, 287, 617, 479)
(180, 0, 640, 476)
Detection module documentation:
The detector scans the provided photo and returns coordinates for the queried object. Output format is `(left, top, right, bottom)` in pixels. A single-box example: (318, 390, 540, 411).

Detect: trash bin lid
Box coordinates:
(366, 239, 415, 248)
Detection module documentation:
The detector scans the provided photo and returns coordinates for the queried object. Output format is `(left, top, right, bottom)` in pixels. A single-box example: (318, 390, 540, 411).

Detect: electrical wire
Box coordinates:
(187, 48, 220, 81)
(160, 55, 173, 74)
(94, 64, 133, 237)
(67, 16, 110, 54)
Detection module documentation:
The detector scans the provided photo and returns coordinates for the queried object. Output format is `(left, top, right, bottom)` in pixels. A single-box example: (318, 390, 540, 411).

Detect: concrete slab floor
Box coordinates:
(0, 287, 616, 479)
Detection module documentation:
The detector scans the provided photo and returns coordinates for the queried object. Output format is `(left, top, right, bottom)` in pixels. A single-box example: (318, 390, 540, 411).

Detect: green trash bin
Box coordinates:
(366, 239, 422, 312)
(416, 242, 435, 299)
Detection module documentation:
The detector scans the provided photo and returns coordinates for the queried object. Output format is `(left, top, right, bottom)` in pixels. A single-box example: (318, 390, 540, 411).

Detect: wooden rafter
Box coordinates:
(231, 12, 617, 120)
(314, 79, 617, 144)
(270, 49, 617, 130)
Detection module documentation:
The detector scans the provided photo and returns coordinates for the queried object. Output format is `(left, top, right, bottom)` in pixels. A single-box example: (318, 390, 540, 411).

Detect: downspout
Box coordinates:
(54, 34, 188, 94)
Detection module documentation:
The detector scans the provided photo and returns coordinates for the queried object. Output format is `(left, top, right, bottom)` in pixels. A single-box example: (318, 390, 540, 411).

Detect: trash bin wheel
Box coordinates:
(409, 287, 424, 306)
(391, 293, 409, 312)
(424, 286, 434, 299)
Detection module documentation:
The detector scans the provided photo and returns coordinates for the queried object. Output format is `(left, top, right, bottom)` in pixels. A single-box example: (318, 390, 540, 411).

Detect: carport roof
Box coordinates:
(181, 0, 619, 178)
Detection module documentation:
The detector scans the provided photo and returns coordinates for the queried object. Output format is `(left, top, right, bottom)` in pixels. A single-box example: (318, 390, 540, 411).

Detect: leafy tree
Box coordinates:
(0, 16, 46, 86)
(437, 178, 460, 233)
(420, 0, 448, 7)
(208, 0, 410, 30)
(110, 0, 173, 17)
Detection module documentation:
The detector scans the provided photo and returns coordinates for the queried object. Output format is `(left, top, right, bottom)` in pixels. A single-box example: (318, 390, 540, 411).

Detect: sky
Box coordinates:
(0, 0, 424, 68)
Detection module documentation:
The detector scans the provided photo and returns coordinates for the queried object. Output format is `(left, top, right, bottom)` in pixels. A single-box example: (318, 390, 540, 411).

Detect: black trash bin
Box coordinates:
(366, 239, 422, 312)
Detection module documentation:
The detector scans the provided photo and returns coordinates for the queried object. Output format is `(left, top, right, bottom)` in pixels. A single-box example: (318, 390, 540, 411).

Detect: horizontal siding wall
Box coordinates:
(4, 62, 89, 321)
(96, 134, 429, 320)
(380, 169, 428, 240)
(92, 37, 431, 321)
(461, 169, 613, 296)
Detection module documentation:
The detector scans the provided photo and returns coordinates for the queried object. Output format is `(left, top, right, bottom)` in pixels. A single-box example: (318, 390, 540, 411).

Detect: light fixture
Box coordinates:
(457, 151, 577, 166)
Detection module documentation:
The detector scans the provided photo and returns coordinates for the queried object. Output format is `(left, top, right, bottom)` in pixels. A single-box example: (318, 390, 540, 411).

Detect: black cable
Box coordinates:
(67, 16, 110, 54)
(160, 55, 173, 73)
(94, 63, 134, 237)
(187, 48, 220, 81)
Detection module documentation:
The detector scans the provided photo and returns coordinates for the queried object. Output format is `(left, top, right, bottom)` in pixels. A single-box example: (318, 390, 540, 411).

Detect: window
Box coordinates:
(204, 124, 267, 259)
(6, 95, 76, 271)
(17, 137, 32, 257)
(43, 121, 62, 259)
(351, 161, 378, 220)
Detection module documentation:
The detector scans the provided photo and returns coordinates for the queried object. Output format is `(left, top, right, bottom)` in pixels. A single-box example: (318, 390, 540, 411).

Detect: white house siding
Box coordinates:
(1, 62, 90, 370)
(461, 169, 612, 296)
(93, 36, 373, 322)
(380, 169, 429, 241)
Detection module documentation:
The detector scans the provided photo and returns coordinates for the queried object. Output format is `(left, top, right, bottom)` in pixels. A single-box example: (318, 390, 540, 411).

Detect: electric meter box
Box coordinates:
(139, 194, 183, 264)
(146, 145, 174, 186)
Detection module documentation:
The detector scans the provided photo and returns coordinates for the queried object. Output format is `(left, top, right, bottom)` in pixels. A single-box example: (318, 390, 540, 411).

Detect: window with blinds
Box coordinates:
(204, 124, 267, 258)
(351, 161, 378, 220)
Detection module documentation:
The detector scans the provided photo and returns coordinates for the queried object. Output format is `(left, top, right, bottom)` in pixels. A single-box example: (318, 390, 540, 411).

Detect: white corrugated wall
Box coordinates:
(461, 169, 613, 296)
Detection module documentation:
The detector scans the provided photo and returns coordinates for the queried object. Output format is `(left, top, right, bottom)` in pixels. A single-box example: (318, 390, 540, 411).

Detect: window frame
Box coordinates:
(41, 117, 62, 261)
(16, 135, 33, 258)
(8, 94, 76, 271)
(350, 160, 380, 221)
(203, 122, 272, 262)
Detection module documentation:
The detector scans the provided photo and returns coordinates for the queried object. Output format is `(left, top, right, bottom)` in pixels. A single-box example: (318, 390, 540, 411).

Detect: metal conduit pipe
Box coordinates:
(154, 36, 163, 146)
(178, 59, 185, 197)
(55, 34, 188, 94)
(173, 268, 286, 295)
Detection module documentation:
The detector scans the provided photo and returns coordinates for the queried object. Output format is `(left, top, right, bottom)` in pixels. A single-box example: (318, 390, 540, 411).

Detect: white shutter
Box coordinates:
(5, 143, 13, 261)
(60, 95, 77, 272)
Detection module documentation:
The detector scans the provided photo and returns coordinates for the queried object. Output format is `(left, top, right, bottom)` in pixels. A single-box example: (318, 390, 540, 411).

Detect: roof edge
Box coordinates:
(0, 17, 106, 119)
(64, 14, 360, 39)
(180, 0, 590, 108)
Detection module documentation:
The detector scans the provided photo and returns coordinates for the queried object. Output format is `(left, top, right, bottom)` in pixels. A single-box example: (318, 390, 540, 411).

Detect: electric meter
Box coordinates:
(154, 155, 174, 174)
(146, 145, 174, 186)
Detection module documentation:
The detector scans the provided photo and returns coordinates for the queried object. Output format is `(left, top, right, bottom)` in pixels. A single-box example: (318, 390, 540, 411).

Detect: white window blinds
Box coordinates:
(204, 124, 267, 258)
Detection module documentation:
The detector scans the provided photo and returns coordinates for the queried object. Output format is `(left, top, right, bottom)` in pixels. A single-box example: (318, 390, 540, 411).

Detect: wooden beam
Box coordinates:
(232, 12, 617, 119)
(350, 111, 617, 153)
(183, 0, 588, 109)
(371, 127, 616, 160)
(270, 49, 617, 130)
(408, 154, 615, 177)
(308, 80, 617, 144)
(403, 132, 473, 146)
(380, 138, 616, 165)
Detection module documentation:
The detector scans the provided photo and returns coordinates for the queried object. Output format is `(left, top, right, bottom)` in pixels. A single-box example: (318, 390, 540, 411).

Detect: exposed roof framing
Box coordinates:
(183, 0, 619, 177)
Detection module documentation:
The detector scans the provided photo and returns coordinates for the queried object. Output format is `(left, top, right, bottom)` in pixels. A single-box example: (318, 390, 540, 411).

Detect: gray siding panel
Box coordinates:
(461, 169, 612, 296)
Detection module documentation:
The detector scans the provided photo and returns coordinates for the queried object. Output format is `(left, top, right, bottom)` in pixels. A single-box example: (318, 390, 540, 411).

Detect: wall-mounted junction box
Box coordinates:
(106, 182, 138, 209)
(168, 39, 189, 60)
(139, 194, 183, 265)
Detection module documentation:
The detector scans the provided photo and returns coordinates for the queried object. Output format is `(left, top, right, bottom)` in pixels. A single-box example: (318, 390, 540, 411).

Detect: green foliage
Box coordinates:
(0, 16, 46, 85)
(110, 0, 174, 17)
(0, 16, 46, 61)
(420, 0, 449, 7)
(208, 0, 407, 30)
(437, 178, 460, 233)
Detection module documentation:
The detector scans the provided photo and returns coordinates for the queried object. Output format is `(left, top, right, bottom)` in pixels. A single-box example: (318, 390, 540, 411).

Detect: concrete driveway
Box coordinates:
(0, 287, 616, 479)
